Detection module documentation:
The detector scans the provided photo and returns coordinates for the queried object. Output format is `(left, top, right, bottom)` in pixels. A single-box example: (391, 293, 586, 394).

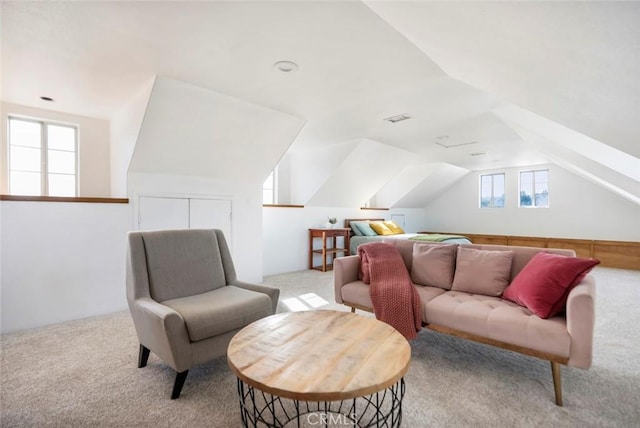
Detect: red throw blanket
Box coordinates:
(358, 242, 422, 340)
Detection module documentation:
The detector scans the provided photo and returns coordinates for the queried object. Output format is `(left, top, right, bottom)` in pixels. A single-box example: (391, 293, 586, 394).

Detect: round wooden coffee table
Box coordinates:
(227, 310, 411, 427)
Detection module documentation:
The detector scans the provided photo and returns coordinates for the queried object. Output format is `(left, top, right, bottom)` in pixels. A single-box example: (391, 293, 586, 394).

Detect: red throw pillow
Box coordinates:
(502, 252, 599, 319)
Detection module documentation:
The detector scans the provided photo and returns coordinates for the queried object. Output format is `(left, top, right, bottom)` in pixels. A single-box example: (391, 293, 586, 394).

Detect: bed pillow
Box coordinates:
(350, 222, 364, 236)
(383, 221, 405, 235)
(451, 247, 513, 296)
(369, 221, 395, 236)
(410, 243, 457, 289)
(353, 221, 378, 236)
(502, 252, 600, 319)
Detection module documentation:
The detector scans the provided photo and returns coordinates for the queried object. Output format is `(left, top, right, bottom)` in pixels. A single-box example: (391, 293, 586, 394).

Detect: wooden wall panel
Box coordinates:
(593, 242, 640, 270)
(547, 239, 593, 259)
(422, 231, 640, 270)
(471, 235, 509, 245)
(507, 237, 547, 248)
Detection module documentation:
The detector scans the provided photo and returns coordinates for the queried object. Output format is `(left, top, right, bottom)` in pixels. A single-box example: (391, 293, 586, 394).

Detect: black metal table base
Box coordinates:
(236, 378, 405, 428)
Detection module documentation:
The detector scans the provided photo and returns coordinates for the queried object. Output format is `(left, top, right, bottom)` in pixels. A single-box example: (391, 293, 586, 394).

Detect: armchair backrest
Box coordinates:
(127, 229, 237, 302)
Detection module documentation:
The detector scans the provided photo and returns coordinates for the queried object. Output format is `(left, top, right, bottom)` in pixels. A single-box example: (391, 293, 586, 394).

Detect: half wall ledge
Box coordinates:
(0, 195, 129, 204)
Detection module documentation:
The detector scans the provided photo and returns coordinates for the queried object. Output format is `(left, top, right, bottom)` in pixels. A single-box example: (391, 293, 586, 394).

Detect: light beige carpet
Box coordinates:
(1, 267, 639, 427)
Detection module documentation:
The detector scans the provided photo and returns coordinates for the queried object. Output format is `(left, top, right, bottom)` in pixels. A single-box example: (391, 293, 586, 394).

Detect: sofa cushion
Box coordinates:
(163, 286, 272, 342)
(451, 247, 513, 297)
(425, 291, 570, 358)
(411, 243, 457, 289)
(386, 239, 415, 270)
(415, 285, 447, 323)
(502, 252, 600, 319)
(341, 281, 444, 324)
(460, 244, 575, 281)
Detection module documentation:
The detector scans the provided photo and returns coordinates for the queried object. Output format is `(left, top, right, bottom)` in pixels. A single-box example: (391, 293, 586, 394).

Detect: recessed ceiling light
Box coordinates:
(273, 61, 299, 73)
(40, 96, 54, 102)
(383, 114, 411, 123)
(436, 135, 449, 140)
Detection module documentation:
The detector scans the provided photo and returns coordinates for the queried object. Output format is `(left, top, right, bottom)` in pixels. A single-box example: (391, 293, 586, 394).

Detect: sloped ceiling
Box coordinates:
(303, 139, 415, 207)
(1, 2, 638, 207)
(365, 1, 640, 207)
(129, 77, 305, 183)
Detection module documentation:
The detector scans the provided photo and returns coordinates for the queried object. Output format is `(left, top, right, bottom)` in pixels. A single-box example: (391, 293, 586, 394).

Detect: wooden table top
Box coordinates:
(227, 310, 411, 401)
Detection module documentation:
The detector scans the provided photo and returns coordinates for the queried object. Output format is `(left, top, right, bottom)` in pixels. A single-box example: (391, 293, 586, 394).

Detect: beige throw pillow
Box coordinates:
(451, 247, 513, 296)
(410, 243, 458, 289)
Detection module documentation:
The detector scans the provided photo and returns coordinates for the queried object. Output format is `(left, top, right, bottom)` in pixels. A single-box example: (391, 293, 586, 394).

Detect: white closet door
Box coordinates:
(138, 196, 189, 231)
(189, 198, 232, 241)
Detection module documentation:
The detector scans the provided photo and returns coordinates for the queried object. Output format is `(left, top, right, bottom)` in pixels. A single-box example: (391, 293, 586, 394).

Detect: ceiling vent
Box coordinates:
(435, 140, 479, 149)
(384, 114, 411, 123)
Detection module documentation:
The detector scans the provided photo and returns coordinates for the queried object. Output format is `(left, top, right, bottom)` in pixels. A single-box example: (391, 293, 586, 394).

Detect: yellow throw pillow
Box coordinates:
(384, 221, 405, 235)
(369, 221, 395, 236)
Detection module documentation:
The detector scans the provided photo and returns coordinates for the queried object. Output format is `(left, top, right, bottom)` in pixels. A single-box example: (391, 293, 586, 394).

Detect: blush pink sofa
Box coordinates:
(334, 240, 596, 406)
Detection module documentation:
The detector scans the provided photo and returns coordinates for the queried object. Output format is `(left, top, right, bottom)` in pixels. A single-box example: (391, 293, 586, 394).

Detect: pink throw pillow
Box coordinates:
(451, 247, 513, 297)
(411, 243, 458, 289)
(502, 252, 600, 319)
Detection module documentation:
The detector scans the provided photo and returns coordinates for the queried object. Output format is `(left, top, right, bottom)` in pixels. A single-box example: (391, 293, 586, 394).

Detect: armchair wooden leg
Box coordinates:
(350, 306, 356, 313)
(171, 370, 189, 399)
(551, 361, 563, 406)
(138, 345, 150, 368)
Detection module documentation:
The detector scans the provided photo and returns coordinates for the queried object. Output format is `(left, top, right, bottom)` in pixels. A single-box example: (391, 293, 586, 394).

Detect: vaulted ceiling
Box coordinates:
(2, 1, 639, 207)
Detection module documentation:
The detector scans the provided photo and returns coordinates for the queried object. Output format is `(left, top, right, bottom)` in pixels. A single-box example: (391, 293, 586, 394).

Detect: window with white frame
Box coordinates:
(8, 116, 78, 197)
(480, 173, 505, 208)
(262, 167, 278, 204)
(520, 169, 549, 208)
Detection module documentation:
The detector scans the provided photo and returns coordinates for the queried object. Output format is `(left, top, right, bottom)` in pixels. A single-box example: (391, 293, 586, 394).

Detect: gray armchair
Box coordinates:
(126, 229, 279, 399)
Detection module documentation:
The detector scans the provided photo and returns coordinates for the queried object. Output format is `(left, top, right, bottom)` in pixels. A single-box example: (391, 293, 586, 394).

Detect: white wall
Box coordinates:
(128, 172, 264, 283)
(262, 206, 428, 275)
(1, 102, 111, 196)
(110, 78, 154, 197)
(423, 163, 640, 241)
(0, 201, 130, 333)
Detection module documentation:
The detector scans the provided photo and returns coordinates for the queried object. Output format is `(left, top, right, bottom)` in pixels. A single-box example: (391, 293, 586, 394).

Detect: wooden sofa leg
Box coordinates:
(171, 370, 189, 399)
(138, 345, 150, 368)
(551, 361, 563, 406)
(350, 307, 356, 313)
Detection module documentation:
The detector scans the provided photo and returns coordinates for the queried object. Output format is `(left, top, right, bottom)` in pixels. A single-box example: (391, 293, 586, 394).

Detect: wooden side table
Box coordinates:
(308, 228, 350, 272)
(227, 310, 410, 427)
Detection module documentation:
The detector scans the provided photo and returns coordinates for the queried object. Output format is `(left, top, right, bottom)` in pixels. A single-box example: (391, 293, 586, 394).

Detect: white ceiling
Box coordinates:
(2, 1, 638, 206)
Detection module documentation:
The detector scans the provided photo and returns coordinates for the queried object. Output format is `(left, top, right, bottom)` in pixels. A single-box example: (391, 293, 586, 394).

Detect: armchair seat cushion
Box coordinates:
(163, 286, 272, 342)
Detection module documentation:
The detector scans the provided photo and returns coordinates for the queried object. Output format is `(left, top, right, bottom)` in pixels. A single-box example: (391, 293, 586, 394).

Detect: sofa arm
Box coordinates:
(334, 255, 360, 304)
(231, 280, 280, 314)
(566, 275, 596, 369)
(129, 297, 193, 372)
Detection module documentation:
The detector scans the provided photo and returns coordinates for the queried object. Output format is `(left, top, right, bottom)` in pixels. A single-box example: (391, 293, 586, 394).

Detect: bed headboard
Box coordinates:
(344, 218, 385, 233)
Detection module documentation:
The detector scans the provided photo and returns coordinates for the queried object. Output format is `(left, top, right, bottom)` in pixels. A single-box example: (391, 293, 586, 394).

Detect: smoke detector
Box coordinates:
(274, 61, 299, 73)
